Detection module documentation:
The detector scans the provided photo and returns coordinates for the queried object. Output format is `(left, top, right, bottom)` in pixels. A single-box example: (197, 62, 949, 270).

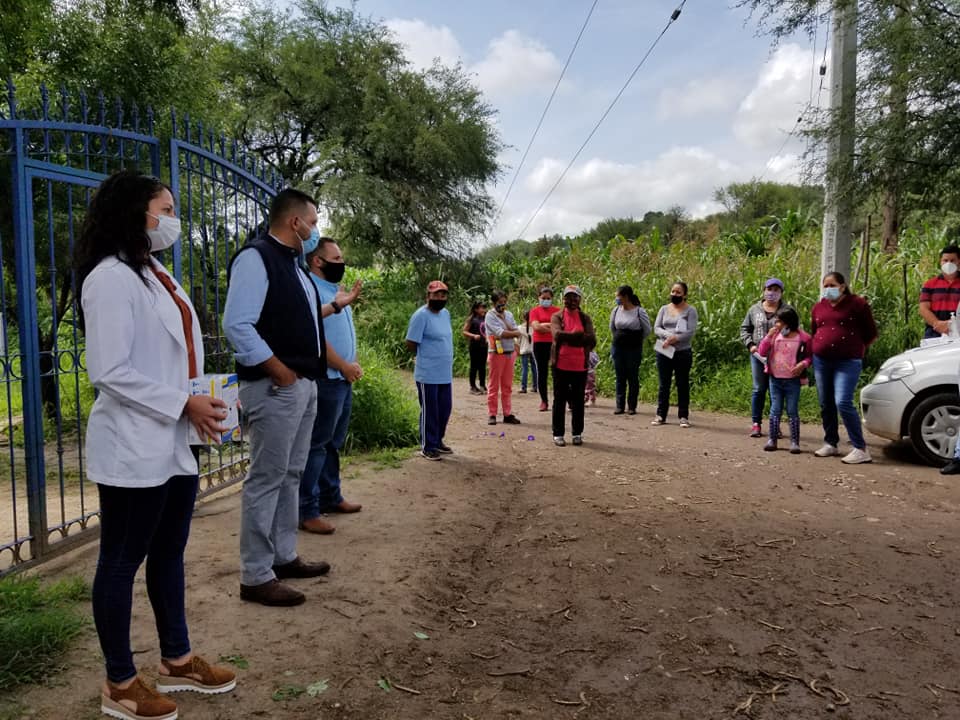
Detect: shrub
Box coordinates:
(345, 343, 420, 453)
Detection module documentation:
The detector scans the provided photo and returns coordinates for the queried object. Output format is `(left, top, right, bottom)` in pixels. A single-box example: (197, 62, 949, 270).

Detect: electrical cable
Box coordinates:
(484, 0, 600, 245)
(512, 1, 687, 242)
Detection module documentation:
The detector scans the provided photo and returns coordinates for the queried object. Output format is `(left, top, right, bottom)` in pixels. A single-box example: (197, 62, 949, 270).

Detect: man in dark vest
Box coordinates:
(223, 188, 335, 607)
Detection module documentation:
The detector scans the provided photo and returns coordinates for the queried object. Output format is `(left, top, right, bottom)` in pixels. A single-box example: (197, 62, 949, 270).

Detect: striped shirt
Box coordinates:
(919, 274, 960, 337)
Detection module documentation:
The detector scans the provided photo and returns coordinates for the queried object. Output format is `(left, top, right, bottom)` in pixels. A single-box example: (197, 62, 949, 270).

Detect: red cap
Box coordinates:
(427, 280, 448, 292)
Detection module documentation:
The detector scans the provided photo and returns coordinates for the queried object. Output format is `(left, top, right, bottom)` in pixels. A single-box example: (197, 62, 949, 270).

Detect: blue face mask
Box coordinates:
(614, 297, 622, 305)
(822, 286, 841, 301)
(780, 326, 791, 336)
(539, 298, 552, 307)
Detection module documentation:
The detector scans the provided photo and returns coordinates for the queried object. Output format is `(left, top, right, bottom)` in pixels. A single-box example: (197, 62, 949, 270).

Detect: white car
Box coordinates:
(860, 340, 960, 466)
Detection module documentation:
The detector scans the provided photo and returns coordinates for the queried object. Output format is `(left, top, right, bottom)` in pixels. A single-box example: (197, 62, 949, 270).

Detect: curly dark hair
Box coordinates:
(74, 171, 171, 327)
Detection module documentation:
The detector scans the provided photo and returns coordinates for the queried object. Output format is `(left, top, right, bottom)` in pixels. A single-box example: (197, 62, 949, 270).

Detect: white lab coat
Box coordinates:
(82, 256, 204, 487)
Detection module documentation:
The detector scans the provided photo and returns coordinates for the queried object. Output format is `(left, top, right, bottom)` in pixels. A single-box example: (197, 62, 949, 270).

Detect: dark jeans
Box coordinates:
(92, 474, 198, 683)
(299, 378, 352, 521)
(612, 345, 643, 411)
(533, 342, 553, 404)
(552, 368, 587, 437)
(750, 353, 771, 423)
(416, 382, 452, 452)
(469, 341, 487, 389)
(813, 356, 866, 449)
(769, 376, 801, 418)
(520, 353, 538, 391)
(655, 348, 693, 420)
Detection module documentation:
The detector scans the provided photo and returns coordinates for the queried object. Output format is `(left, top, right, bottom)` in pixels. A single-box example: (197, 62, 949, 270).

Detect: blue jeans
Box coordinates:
(813, 356, 866, 449)
(750, 354, 771, 423)
(299, 378, 352, 521)
(92, 474, 198, 682)
(520, 353, 537, 390)
(416, 382, 452, 452)
(769, 376, 801, 418)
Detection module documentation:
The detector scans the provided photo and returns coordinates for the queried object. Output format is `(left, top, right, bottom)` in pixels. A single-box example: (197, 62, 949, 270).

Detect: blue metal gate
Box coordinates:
(0, 82, 280, 574)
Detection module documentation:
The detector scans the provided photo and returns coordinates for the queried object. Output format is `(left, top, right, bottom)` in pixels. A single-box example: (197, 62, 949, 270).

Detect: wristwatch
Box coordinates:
(330, 300, 342, 314)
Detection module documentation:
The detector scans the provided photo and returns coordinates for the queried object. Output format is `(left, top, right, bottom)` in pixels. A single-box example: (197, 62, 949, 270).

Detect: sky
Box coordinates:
(331, 0, 828, 246)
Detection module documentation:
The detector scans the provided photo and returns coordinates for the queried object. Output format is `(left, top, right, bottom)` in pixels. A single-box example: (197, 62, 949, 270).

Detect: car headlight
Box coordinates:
(872, 359, 916, 384)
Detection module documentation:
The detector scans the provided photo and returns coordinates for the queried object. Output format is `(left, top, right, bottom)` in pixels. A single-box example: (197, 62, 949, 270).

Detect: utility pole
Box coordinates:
(821, 0, 858, 281)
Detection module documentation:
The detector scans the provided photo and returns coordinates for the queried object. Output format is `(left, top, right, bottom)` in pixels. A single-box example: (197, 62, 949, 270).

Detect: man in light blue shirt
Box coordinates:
(405, 281, 454, 460)
(298, 238, 363, 534)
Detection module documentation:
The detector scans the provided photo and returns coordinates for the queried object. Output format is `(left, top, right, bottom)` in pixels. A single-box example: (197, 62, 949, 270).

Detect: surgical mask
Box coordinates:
(295, 218, 320, 255)
(539, 298, 552, 308)
(822, 287, 841, 301)
(670, 294, 683, 305)
(146, 213, 181, 252)
(428, 299, 447, 311)
(615, 297, 622, 305)
(764, 289, 782, 302)
(780, 326, 791, 337)
(321, 260, 345, 283)
(942, 262, 958, 276)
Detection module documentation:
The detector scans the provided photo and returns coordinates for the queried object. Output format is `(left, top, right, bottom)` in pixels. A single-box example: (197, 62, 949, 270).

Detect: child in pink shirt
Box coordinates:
(756, 307, 812, 453)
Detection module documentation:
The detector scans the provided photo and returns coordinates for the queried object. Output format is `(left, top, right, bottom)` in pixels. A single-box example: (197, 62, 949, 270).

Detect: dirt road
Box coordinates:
(10, 380, 960, 719)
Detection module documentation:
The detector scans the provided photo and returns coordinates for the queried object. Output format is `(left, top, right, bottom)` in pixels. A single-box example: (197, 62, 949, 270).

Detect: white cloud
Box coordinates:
(471, 30, 562, 98)
(656, 77, 740, 121)
(733, 43, 814, 149)
(386, 19, 465, 71)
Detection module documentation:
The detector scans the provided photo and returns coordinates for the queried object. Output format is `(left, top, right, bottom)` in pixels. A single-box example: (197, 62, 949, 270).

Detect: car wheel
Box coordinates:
(907, 392, 960, 467)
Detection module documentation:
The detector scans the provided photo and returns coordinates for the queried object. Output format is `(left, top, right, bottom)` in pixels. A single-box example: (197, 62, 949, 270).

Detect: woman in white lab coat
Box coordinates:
(75, 171, 236, 720)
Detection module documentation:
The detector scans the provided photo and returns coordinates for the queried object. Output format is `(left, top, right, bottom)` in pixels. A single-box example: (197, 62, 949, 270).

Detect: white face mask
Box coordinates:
(942, 262, 958, 276)
(146, 213, 181, 253)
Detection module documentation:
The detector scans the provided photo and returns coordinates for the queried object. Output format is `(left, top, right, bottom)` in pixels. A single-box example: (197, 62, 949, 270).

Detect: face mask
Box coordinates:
(943, 262, 958, 276)
(780, 326, 791, 337)
(822, 287, 841, 301)
(321, 260, 345, 283)
(495, 303, 506, 312)
(295, 218, 320, 255)
(764, 289, 782, 302)
(428, 299, 447, 311)
(670, 294, 683, 305)
(615, 297, 622, 305)
(539, 298, 552, 307)
(146, 213, 181, 252)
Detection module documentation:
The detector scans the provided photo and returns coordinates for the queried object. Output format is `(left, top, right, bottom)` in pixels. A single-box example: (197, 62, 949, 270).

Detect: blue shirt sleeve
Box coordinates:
(406, 308, 426, 344)
(222, 250, 273, 366)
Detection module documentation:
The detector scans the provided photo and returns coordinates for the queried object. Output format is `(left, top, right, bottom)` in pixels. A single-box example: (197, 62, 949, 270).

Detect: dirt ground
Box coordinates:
(7, 379, 960, 720)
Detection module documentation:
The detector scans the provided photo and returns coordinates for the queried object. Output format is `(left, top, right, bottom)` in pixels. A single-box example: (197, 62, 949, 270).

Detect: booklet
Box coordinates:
(654, 339, 675, 358)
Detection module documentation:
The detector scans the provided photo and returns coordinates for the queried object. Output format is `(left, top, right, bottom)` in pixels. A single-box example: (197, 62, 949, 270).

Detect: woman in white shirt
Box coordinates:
(75, 171, 236, 720)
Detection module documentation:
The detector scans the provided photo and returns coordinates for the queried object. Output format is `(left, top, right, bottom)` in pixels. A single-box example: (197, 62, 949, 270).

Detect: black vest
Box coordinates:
(228, 235, 326, 381)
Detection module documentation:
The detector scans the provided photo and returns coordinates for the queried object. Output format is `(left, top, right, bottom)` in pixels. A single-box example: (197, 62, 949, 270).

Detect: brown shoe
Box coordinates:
(327, 500, 362, 513)
(273, 556, 331, 579)
(157, 655, 236, 695)
(101, 676, 178, 720)
(299, 517, 335, 534)
(239, 579, 305, 607)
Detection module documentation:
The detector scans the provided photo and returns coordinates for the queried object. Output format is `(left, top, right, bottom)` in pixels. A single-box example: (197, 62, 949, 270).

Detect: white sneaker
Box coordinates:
(651, 416, 665, 425)
(841, 447, 872, 464)
(814, 444, 839, 457)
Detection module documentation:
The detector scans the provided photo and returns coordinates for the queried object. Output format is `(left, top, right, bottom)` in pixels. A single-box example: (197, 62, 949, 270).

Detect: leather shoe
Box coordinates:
(299, 517, 335, 534)
(240, 579, 305, 606)
(273, 556, 331, 579)
(941, 460, 960, 475)
(328, 500, 362, 513)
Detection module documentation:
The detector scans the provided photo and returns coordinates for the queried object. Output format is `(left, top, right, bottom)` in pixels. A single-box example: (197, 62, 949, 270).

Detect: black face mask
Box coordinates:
(670, 295, 684, 305)
(321, 260, 346, 283)
(428, 299, 447, 311)
(495, 303, 506, 312)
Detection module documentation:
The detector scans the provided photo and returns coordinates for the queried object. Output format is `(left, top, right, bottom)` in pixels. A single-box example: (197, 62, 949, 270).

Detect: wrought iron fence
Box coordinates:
(0, 81, 281, 574)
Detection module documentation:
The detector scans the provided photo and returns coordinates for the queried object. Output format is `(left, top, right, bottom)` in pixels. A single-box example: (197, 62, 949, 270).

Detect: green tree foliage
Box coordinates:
(712, 180, 824, 228)
(221, 0, 502, 260)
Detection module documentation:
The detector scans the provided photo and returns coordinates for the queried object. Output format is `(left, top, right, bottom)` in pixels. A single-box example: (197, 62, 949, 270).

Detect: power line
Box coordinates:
(513, 1, 687, 242)
(484, 0, 599, 245)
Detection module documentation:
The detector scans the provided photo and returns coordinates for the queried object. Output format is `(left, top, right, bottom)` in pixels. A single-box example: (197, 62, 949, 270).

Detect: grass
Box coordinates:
(0, 575, 89, 694)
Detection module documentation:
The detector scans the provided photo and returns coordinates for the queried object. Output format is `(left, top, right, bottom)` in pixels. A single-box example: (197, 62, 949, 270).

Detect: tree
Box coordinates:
(712, 181, 823, 227)
(220, 0, 502, 260)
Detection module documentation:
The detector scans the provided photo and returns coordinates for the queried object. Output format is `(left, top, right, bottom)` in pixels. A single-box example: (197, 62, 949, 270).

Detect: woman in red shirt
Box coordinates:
(810, 271, 878, 464)
(550, 285, 597, 446)
(529, 286, 561, 411)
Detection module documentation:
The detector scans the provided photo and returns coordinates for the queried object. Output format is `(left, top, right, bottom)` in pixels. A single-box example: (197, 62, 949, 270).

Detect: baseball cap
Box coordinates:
(426, 280, 448, 292)
(764, 277, 784, 289)
(562, 284, 583, 297)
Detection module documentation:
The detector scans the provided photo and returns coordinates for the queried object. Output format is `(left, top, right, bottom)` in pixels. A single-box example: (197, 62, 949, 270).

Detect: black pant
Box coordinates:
(468, 341, 487, 389)
(92, 474, 198, 682)
(612, 345, 643, 411)
(533, 342, 553, 404)
(552, 368, 587, 437)
(655, 348, 693, 420)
